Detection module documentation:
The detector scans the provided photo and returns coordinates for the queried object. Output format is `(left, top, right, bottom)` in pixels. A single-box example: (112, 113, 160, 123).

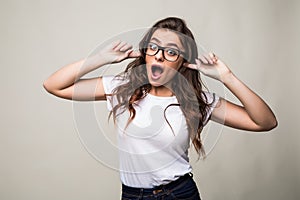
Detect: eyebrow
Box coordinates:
(150, 37, 180, 49)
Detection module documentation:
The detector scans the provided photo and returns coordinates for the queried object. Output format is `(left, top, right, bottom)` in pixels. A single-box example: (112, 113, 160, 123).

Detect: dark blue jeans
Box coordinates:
(121, 173, 201, 200)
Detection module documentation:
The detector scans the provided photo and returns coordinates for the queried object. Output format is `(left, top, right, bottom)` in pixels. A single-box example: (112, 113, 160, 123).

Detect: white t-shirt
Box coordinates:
(102, 75, 219, 188)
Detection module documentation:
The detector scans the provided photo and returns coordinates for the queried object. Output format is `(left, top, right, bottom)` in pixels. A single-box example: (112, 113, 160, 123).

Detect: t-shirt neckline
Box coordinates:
(146, 93, 177, 100)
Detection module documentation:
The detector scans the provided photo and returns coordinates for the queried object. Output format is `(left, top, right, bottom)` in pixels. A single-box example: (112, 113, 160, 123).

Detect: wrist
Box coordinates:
(220, 71, 235, 85)
(87, 53, 109, 67)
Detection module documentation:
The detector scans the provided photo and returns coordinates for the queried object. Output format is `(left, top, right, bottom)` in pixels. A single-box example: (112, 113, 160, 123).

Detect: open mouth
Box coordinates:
(151, 65, 164, 78)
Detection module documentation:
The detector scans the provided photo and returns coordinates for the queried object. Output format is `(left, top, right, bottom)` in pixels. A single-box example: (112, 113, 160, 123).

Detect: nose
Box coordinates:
(155, 49, 164, 61)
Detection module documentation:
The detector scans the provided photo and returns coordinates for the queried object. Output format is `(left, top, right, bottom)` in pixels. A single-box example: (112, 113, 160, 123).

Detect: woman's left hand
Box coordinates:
(185, 52, 277, 131)
(183, 53, 232, 83)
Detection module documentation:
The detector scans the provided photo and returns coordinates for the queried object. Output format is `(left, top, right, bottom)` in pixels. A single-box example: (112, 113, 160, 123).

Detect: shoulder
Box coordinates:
(102, 75, 126, 85)
(102, 75, 128, 94)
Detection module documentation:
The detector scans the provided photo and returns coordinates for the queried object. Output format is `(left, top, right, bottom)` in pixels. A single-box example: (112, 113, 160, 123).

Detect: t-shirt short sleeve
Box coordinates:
(102, 75, 126, 111)
(202, 91, 220, 125)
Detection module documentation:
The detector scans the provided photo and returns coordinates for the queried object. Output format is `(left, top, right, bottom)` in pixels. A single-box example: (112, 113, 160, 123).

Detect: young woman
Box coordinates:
(43, 17, 277, 200)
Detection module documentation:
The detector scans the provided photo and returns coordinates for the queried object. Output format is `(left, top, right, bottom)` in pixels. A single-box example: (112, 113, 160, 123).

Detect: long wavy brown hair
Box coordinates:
(108, 17, 215, 158)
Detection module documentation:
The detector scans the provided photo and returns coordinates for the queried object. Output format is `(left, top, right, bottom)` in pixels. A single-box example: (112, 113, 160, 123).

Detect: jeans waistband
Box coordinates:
(122, 173, 193, 195)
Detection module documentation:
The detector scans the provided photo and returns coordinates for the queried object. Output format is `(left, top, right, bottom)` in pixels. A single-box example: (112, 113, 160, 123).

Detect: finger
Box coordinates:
(128, 50, 141, 58)
(183, 62, 189, 67)
(183, 62, 197, 69)
(114, 41, 127, 51)
(198, 55, 209, 64)
(107, 40, 121, 50)
(125, 49, 133, 57)
(183, 60, 201, 70)
(120, 44, 133, 52)
(203, 53, 214, 64)
(209, 52, 218, 63)
(195, 59, 203, 70)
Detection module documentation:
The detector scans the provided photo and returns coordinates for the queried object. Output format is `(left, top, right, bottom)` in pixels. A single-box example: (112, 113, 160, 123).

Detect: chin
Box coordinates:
(148, 79, 163, 87)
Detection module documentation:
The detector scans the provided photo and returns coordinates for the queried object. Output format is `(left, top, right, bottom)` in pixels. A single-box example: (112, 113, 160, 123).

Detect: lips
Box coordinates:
(151, 64, 164, 80)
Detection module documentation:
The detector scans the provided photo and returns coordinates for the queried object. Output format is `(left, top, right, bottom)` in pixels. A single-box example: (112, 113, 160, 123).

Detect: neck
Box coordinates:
(149, 86, 174, 97)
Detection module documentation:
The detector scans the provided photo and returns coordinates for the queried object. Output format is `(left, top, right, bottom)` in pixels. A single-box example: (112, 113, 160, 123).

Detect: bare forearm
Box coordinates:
(43, 55, 106, 92)
(222, 72, 277, 129)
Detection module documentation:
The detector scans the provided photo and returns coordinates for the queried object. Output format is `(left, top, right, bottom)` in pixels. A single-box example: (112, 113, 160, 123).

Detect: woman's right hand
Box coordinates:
(98, 40, 141, 65)
(43, 40, 141, 101)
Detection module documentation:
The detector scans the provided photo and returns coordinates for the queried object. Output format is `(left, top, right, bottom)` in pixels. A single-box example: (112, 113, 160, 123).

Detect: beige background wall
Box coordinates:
(1, 0, 299, 199)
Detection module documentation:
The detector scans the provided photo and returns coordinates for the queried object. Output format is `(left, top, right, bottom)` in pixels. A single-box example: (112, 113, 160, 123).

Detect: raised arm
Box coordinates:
(184, 53, 277, 132)
(43, 41, 140, 101)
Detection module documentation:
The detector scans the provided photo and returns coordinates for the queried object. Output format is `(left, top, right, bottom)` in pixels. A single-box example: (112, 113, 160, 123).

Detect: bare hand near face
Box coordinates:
(97, 40, 141, 65)
(184, 53, 232, 83)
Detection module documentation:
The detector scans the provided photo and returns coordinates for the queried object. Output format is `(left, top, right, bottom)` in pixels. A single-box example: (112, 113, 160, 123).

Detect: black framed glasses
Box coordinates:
(144, 42, 185, 62)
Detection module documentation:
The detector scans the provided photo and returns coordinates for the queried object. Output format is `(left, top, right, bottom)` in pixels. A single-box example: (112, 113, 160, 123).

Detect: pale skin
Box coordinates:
(43, 29, 277, 132)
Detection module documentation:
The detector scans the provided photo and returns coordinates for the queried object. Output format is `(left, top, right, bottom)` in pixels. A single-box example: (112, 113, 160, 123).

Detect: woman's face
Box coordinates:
(145, 29, 185, 87)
